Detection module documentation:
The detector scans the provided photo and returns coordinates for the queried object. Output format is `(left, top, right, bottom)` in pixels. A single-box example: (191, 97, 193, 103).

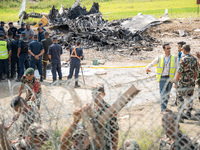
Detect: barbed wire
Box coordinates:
(0, 72, 200, 150)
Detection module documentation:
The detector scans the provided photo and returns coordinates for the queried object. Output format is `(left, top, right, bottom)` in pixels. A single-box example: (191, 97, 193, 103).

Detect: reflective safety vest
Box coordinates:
(156, 55, 176, 82)
(70, 46, 82, 60)
(0, 40, 8, 59)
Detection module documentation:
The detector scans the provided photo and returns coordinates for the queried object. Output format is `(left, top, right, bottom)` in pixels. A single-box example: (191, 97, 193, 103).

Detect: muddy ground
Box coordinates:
(0, 18, 200, 149)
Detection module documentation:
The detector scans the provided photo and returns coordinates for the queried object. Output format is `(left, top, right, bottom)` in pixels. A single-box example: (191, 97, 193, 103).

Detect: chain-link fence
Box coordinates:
(0, 72, 200, 150)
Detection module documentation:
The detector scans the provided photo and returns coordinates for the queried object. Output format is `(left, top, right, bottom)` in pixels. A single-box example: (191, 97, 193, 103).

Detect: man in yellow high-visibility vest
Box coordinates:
(0, 33, 11, 81)
(146, 43, 178, 112)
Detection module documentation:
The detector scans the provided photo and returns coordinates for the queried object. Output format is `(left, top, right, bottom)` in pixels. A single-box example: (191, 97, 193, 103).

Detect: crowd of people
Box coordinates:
(0, 21, 84, 87)
(1, 20, 200, 149)
(146, 42, 200, 123)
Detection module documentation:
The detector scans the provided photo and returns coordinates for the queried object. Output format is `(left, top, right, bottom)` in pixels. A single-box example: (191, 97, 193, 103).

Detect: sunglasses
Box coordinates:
(166, 48, 171, 50)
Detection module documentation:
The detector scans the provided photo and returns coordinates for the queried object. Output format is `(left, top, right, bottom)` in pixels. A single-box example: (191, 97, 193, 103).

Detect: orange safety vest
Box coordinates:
(70, 46, 82, 60)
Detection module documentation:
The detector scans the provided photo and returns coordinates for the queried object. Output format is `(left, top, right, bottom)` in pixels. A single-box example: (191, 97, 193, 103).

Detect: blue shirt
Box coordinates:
(48, 43, 63, 63)
(42, 27, 46, 32)
(69, 46, 83, 64)
(17, 28, 25, 34)
(0, 26, 5, 33)
(38, 31, 45, 42)
(28, 40, 44, 59)
(10, 39, 19, 57)
(178, 51, 182, 62)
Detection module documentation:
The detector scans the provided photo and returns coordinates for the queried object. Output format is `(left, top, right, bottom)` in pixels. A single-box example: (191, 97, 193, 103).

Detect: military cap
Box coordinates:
(182, 45, 190, 51)
(9, 22, 13, 25)
(123, 139, 140, 150)
(33, 34, 38, 38)
(21, 23, 25, 27)
(72, 129, 89, 140)
(39, 22, 43, 26)
(52, 36, 57, 40)
(92, 83, 105, 93)
(0, 21, 5, 24)
(25, 68, 34, 76)
(28, 123, 49, 141)
(0, 33, 4, 37)
(16, 34, 20, 38)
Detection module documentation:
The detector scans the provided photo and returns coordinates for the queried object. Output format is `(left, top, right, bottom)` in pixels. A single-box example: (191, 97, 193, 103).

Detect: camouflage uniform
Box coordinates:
(19, 101, 41, 136)
(21, 76, 42, 107)
(196, 61, 200, 101)
(94, 100, 119, 150)
(177, 53, 198, 113)
(11, 123, 49, 150)
(159, 135, 199, 150)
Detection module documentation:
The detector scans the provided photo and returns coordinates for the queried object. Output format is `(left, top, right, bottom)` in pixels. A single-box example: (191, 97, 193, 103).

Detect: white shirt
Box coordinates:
(146, 54, 179, 77)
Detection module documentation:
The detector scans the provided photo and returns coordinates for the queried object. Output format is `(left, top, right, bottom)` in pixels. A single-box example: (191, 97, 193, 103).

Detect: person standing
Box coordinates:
(173, 41, 186, 106)
(10, 34, 20, 79)
(39, 22, 46, 31)
(0, 21, 5, 34)
(146, 43, 178, 112)
(174, 45, 198, 122)
(38, 27, 45, 42)
(6, 31, 14, 44)
(89, 84, 119, 150)
(17, 23, 26, 34)
(24, 23, 34, 43)
(8, 22, 18, 39)
(28, 34, 44, 82)
(41, 32, 52, 80)
(17, 32, 30, 81)
(177, 41, 186, 63)
(0, 33, 11, 81)
(67, 39, 83, 88)
(48, 36, 62, 82)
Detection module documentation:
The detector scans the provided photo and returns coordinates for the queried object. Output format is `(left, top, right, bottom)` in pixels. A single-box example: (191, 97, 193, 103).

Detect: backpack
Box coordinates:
(21, 39, 29, 53)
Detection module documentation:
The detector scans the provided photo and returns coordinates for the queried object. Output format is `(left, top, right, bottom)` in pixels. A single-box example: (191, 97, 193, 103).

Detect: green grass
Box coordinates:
(118, 127, 163, 149)
(0, 0, 199, 23)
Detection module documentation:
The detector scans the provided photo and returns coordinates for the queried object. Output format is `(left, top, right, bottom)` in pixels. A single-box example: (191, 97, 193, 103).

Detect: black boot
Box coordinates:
(74, 81, 80, 88)
(40, 75, 43, 82)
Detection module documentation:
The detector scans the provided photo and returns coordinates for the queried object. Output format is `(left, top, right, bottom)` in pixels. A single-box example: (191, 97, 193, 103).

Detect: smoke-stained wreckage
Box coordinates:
(48, 2, 162, 53)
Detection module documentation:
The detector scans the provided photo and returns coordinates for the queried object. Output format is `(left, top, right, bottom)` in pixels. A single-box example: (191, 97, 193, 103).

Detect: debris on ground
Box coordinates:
(48, 2, 161, 54)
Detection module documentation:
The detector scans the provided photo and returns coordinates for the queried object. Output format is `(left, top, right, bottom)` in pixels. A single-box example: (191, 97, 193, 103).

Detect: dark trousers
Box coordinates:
(11, 56, 19, 78)
(30, 59, 43, 76)
(19, 53, 29, 79)
(51, 62, 62, 81)
(68, 63, 80, 80)
(43, 59, 48, 79)
(0, 59, 9, 79)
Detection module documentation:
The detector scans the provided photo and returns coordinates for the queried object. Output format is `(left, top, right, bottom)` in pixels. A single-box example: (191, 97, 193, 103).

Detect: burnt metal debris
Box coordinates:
(48, 2, 159, 53)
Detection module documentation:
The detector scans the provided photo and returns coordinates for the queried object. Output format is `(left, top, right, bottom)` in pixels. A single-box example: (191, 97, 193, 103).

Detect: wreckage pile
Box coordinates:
(48, 2, 159, 53)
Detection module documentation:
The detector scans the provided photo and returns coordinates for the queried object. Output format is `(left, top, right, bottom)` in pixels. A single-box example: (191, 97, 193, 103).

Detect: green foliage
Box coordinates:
(0, 0, 199, 23)
(118, 127, 163, 149)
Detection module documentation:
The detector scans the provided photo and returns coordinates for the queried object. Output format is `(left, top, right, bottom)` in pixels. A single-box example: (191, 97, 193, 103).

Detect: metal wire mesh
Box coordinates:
(0, 73, 200, 150)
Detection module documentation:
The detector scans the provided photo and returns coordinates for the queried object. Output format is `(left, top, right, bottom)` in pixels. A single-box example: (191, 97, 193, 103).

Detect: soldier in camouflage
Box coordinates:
(0, 123, 49, 150)
(18, 68, 42, 109)
(11, 96, 41, 136)
(196, 52, 200, 102)
(174, 45, 198, 122)
(160, 110, 200, 150)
